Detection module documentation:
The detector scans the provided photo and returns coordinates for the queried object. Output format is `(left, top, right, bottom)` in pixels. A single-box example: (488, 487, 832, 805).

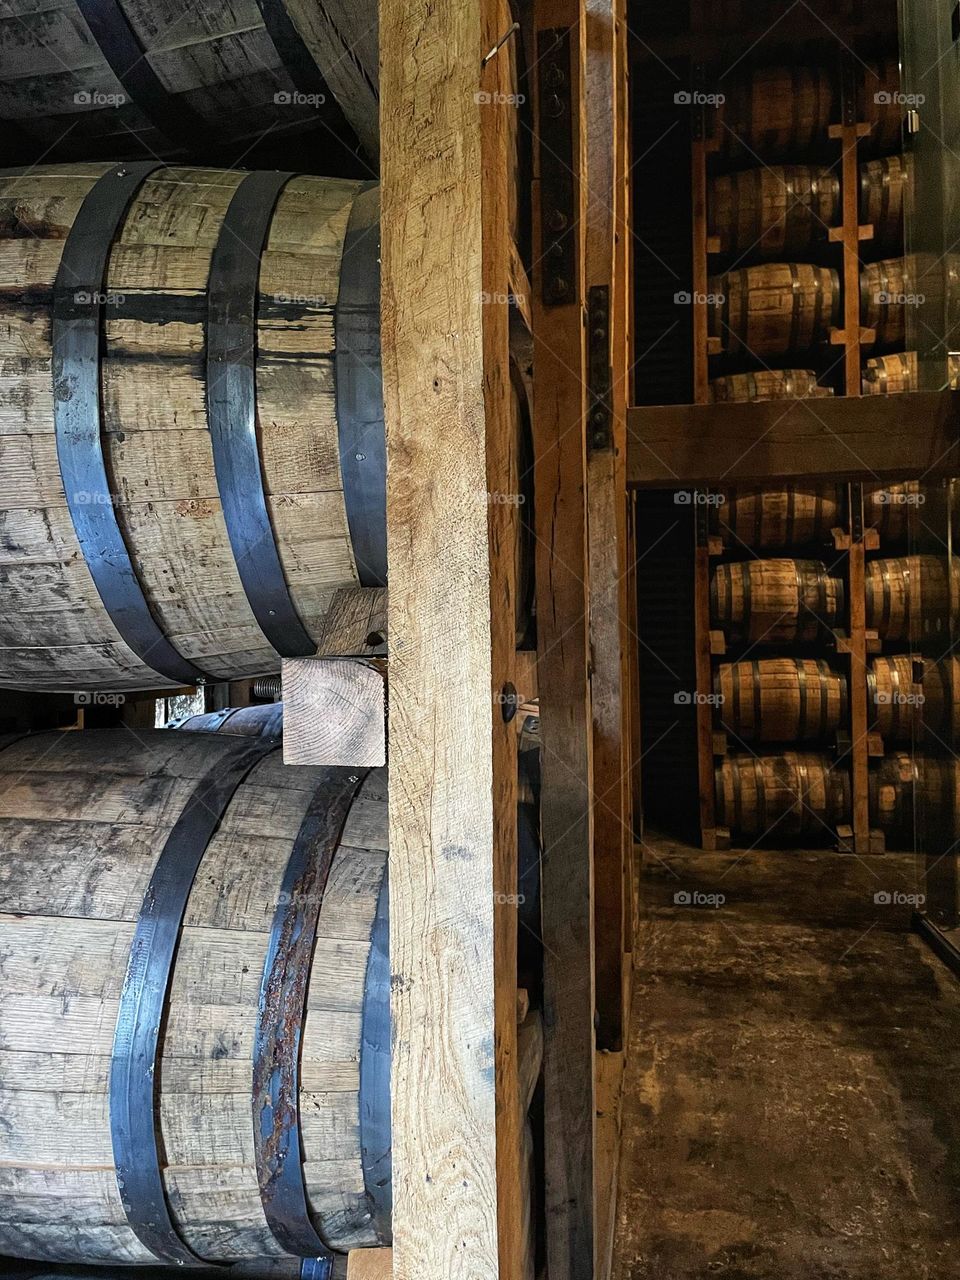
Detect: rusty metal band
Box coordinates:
(253, 767, 370, 1261)
(206, 169, 316, 658)
(110, 737, 279, 1265)
(75, 0, 206, 148)
(335, 183, 387, 587)
(359, 864, 392, 1240)
(53, 162, 208, 688)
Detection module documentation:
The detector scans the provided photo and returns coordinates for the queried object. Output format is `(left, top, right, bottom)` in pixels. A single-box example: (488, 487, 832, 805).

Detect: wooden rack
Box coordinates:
(687, 56, 891, 852)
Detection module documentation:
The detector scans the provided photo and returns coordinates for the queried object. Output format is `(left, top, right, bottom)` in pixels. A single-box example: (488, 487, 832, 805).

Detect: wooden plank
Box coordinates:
(585, 0, 628, 1051)
(347, 1249, 394, 1280)
(281, 657, 386, 767)
(317, 587, 388, 657)
(627, 392, 960, 487)
(380, 0, 523, 1276)
(595, 1049, 624, 1280)
(533, 3, 596, 1278)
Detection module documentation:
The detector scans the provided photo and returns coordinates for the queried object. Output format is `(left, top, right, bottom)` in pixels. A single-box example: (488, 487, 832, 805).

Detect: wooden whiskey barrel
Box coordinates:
(865, 556, 960, 644)
(715, 752, 850, 840)
(714, 486, 843, 549)
(708, 166, 839, 258)
(709, 264, 840, 358)
(0, 728, 391, 1266)
(714, 658, 847, 743)
(870, 752, 960, 845)
(718, 66, 836, 158)
(0, 165, 396, 693)
(0, 0, 379, 162)
(862, 482, 926, 543)
(862, 351, 917, 395)
(859, 155, 908, 254)
(869, 654, 960, 743)
(860, 257, 914, 348)
(857, 59, 903, 155)
(711, 559, 844, 645)
(709, 370, 832, 403)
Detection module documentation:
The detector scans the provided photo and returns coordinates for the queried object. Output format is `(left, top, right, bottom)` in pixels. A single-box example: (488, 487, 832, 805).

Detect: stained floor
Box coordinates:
(613, 840, 960, 1280)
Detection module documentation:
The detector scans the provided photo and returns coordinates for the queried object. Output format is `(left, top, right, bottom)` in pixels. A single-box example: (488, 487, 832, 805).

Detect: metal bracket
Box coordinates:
(587, 285, 613, 452)
(537, 27, 575, 306)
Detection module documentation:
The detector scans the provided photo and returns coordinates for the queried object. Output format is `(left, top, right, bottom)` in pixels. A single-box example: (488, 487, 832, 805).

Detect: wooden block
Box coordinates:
(864, 528, 880, 550)
(317, 588, 388, 658)
(706, 336, 723, 355)
(706, 235, 721, 254)
(707, 534, 724, 556)
(281, 659, 386, 767)
(868, 732, 885, 757)
(709, 629, 726, 655)
(347, 1249, 393, 1280)
(712, 731, 727, 757)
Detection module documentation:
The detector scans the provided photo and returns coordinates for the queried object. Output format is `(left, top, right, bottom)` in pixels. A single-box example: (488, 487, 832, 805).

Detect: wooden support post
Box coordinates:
(585, 0, 629, 1052)
(532, 3, 596, 1277)
(381, 0, 523, 1275)
(281, 657, 386, 767)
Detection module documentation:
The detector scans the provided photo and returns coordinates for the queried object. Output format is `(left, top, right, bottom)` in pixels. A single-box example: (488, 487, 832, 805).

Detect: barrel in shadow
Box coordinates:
(865, 556, 960, 644)
(870, 752, 960, 849)
(715, 752, 850, 842)
(709, 263, 840, 359)
(711, 559, 844, 645)
(708, 165, 838, 259)
(715, 658, 847, 744)
(869, 654, 960, 744)
(714, 488, 842, 550)
(709, 370, 832, 403)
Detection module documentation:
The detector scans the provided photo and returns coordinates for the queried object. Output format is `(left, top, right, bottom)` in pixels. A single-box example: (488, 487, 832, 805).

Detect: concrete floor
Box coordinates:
(613, 839, 960, 1280)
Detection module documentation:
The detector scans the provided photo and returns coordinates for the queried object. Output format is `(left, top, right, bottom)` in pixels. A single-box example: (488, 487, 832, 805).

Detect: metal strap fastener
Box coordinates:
(206, 169, 316, 657)
(52, 162, 209, 688)
(359, 866, 392, 1239)
(335, 183, 387, 587)
(253, 768, 375, 1261)
(75, 0, 206, 148)
(110, 737, 280, 1264)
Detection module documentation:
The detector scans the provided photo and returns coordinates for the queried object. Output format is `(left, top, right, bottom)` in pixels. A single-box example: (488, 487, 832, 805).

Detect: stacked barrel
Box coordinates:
(704, 57, 901, 400)
(709, 488, 850, 843)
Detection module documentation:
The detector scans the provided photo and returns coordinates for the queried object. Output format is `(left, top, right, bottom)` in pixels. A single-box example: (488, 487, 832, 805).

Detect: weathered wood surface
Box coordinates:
(317, 588, 388, 658)
(282, 658, 386, 766)
(380, 0, 525, 1274)
(532, 2, 596, 1277)
(0, 166, 369, 691)
(627, 392, 960, 487)
(0, 729, 388, 1265)
(0, 0, 379, 162)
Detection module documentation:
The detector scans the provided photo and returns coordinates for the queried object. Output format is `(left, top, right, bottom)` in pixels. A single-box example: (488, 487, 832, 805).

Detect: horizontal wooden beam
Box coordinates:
(627, 391, 960, 487)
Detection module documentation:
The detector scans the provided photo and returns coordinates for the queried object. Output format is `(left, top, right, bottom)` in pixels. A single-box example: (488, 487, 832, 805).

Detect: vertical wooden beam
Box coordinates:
(533, 2, 596, 1277)
(381, 0, 522, 1275)
(585, 0, 628, 1052)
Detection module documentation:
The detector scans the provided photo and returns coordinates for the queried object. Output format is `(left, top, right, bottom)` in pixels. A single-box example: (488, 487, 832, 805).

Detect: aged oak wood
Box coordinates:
(281, 658, 386, 767)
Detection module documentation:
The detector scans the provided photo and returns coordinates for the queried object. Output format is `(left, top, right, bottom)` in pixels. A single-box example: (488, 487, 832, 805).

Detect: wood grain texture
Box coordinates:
(0, 165, 368, 692)
(0, 0, 379, 162)
(317, 588, 388, 658)
(627, 392, 960, 487)
(532, 2, 596, 1278)
(347, 1247, 394, 1280)
(585, 0, 629, 1052)
(0, 730, 389, 1265)
(381, 0, 523, 1276)
(282, 658, 386, 766)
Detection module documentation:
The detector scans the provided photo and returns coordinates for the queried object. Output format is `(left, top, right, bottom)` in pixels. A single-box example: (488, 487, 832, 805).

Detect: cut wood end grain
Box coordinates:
(282, 658, 386, 767)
